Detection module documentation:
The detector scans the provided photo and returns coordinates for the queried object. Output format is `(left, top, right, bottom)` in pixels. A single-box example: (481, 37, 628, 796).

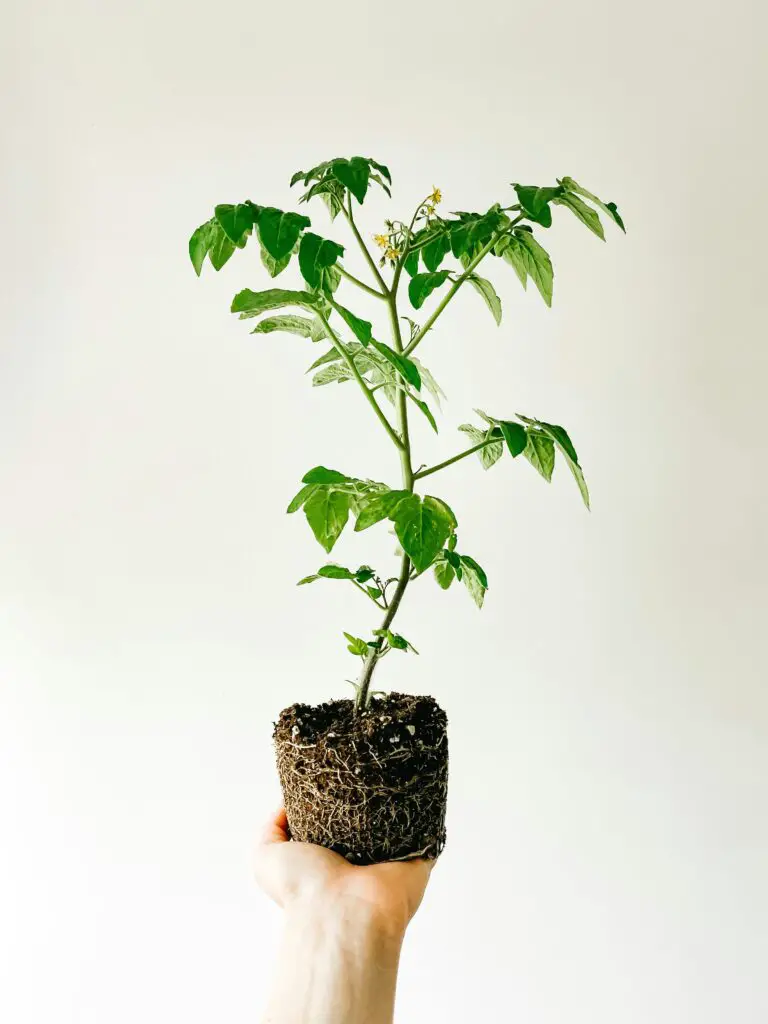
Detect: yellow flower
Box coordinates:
(424, 203, 436, 216)
(430, 186, 442, 205)
(384, 247, 402, 260)
(373, 233, 389, 249)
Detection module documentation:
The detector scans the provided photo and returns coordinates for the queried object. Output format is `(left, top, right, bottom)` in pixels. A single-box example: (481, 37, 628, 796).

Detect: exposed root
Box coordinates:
(274, 693, 448, 865)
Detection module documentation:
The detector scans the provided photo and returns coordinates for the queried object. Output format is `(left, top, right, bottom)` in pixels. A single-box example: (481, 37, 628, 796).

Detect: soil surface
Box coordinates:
(274, 693, 448, 864)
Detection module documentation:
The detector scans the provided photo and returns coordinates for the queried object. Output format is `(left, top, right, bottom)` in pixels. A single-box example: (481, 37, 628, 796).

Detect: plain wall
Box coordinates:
(2, 1, 766, 1021)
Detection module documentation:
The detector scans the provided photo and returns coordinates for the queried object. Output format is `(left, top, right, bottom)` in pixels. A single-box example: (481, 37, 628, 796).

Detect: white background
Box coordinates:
(2, 1, 766, 1021)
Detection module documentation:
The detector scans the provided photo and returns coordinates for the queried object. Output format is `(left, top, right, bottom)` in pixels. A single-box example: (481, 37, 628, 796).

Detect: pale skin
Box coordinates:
(255, 808, 435, 1024)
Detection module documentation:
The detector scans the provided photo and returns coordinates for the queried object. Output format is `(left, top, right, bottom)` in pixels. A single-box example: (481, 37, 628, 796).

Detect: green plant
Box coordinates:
(189, 158, 625, 710)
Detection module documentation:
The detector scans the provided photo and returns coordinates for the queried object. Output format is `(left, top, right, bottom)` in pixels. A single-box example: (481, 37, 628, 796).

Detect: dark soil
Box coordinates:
(274, 693, 448, 865)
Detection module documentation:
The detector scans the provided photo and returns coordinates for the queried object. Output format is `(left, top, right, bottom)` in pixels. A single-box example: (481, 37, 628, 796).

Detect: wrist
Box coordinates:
(287, 890, 407, 950)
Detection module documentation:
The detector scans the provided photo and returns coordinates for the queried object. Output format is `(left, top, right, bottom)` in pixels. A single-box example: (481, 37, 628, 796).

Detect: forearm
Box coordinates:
(262, 895, 406, 1024)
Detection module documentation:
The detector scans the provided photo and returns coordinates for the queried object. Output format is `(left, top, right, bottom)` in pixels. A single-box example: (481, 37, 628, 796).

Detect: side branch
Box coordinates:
(316, 310, 404, 450)
(342, 194, 390, 295)
(414, 437, 500, 480)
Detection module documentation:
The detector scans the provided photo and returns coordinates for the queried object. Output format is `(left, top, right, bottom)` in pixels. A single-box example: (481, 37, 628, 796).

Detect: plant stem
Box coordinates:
(342, 195, 390, 296)
(414, 437, 500, 480)
(352, 579, 386, 610)
(337, 264, 387, 300)
(316, 310, 404, 450)
(355, 286, 415, 711)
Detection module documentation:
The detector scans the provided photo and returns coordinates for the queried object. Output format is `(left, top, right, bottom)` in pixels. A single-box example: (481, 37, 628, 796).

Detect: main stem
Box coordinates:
(355, 293, 414, 711)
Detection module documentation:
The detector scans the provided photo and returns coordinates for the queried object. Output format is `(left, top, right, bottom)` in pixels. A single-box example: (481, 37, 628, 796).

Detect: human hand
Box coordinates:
(254, 807, 435, 938)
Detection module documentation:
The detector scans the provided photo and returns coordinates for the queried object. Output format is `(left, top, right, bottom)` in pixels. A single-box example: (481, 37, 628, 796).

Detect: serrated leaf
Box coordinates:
(559, 177, 625, 232)
(286, 483, 317, 514)
(331, 157, 371, 204)
(332, 302, 373, 346)
(393, 494, 455, 573)
(460, 555, 488, 608)
(304, 488, 351, 552)
(409, 395, 438, 433)
(518, 415, 589, 507)
(355, 489, 411, 531)
(318, 564, 354, 579)
(467, 274, 502, 325)
(410, 358, 445, 408)
(189, 219, 215, 276)
(524, 431, 555, 481)
(259, 240, 292, 278)
(512, 185, 563, 228)
(298, 232, 345, 290)
(434, 560, 455, 590)
(209, 227, 235, 271)
(313, 364, 353, 386)
(231, 288, 319, 319)
(369, 339, 421, 390)
(403, 249, 420, 277)
(258, 208, 311, 260)
(553, 194, 605, 240)
(215, 203, 258, 246)
(251, 315, 316, 338)
(498, 421, 527, 456)
(408, 270, 452, 310)
(458, 424, 504, 469)
(422, 231, 451, 272)
(344, 632, 369, 656)
(512, 231, 554, 306)
(301, 466, 351, 485)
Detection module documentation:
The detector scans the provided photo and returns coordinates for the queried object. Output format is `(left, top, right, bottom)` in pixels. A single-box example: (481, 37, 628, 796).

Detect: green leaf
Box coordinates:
(366, 585, 382, 600)
(460, 555, 488, 608)
(318, 564, 354, 579)
(286, 483, 317, 514)
(259, 241, 292, 278)
(312, 364, 353, 386)
(403, 249, 420, 277)
(302, 466, 351, 485)
(332, 157, 371, 204)
(497, 421, 527, 456)
(512, 185, 563, 228)
(189, 220, 215, 275)
(258, 207, 311, 260)
(467, 274, 502, 325)
(332, 302, 373, 346)
(409, 395, 438, 433)
(553, 194, 605, 240)
(408, 271, 452, 310)
(369, 159, 391, 183)
(369, 339, 421, 390)
(303, 488, 351, 552)
(524, 431, 555, 481)
(354, 565, 375, 583)
(458, 424, 504, 469)
(344, 632, 369, 657)
(559, 177, 625, 232)
(297, 574, 320, 585)
(512, 231, 554, 306)
(496, 234, 528, 289)
(251, 315, 316, 338)
(434, 560, 455, 590)
(422, 231, 451, 272)
(355, 489, 411, 531)
(215, 203, 259, 246)
(518, 416, 589, 508)
(209, 227, 235, 271)
(298, 232, 345, 290)
(231, 288, 319, 319)
(310, 317, 329, 342)
(410, 358, 445, 408)
(449, 210, 504, 257)
(393, 494, 455, 573)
